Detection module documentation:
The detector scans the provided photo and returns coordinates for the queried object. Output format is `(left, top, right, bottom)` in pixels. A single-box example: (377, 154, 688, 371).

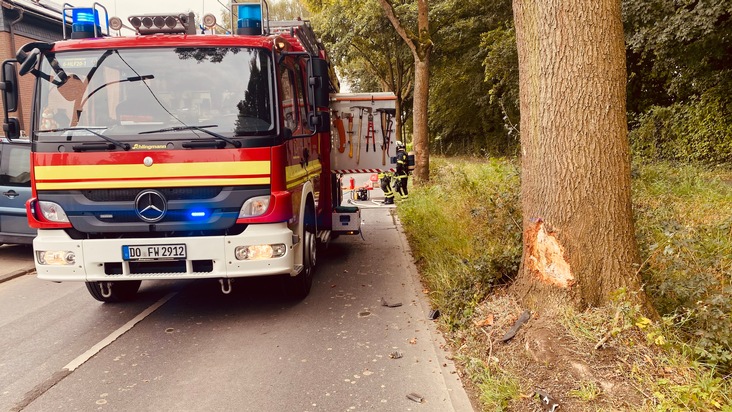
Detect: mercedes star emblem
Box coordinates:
(135, 190, 167, 222)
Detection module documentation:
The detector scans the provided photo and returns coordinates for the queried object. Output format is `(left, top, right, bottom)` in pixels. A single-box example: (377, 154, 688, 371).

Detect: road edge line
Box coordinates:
(63, 291, 177, 371)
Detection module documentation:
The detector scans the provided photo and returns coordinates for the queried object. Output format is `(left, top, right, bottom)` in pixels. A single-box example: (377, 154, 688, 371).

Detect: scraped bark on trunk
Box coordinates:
(512, 0, 644, 309)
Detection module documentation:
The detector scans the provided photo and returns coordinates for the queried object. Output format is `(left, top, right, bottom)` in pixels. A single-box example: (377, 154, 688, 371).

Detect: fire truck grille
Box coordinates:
(104, 260, 214, 275)
(82, 187, 223, 202)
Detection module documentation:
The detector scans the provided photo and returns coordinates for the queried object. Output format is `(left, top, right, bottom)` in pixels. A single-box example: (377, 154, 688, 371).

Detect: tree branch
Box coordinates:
(376, 0, 419, 58)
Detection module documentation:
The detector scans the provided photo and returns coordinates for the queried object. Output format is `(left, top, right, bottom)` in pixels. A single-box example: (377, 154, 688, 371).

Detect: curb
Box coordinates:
(0, 266, 35, 284)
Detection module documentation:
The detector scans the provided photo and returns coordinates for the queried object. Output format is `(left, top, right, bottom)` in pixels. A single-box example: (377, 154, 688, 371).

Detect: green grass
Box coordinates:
(632, 162, 732, 371)
(397, 157, 732, 410)
(398, 157, 521, 329)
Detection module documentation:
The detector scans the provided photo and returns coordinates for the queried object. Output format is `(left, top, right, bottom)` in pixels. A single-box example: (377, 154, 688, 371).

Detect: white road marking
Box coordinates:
(63, 292, 177, 371)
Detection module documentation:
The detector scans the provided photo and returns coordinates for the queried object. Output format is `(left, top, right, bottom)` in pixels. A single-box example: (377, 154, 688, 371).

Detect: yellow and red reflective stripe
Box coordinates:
(33, 148, 272, 190)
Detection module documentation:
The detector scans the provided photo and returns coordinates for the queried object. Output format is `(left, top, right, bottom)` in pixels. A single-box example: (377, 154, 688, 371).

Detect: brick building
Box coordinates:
(1, 0, 66, 136)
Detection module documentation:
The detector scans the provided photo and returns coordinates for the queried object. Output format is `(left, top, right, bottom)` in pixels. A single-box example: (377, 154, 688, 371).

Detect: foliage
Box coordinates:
(397, 157, 521, 329)
(428, 0, 516, 157)
(623, 0, 732, 164)
(307, 0, 414, 141)
(481, 24, 519, 149)
(559, 295, 732, 411)
(632, 161, 732, 372)
(629, 93, 732, 164)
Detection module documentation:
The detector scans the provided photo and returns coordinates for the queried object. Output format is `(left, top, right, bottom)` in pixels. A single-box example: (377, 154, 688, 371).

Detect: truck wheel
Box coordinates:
(282, 203, 316, 300)
(85, 280, 141, 303)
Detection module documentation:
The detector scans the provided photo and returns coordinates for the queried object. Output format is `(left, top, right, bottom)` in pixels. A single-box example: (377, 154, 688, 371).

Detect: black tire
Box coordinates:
(85, 280, 141, 303)
(282, 202, 317, 300)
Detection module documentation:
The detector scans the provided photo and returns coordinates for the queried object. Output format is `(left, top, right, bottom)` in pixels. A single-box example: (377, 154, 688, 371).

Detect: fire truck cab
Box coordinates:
(1, 1, 397, 302)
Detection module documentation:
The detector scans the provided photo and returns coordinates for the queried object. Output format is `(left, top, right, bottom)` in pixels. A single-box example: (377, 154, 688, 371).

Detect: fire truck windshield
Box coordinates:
(35, 47, 273, 141)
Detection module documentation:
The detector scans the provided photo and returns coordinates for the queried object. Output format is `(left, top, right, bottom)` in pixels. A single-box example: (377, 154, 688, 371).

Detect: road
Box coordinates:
(0, 208, 473, 412)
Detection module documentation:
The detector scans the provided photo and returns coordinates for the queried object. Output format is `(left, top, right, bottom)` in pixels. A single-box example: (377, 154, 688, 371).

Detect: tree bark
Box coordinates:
(412, 57, 430, 182)
(511, 0, 644, 309)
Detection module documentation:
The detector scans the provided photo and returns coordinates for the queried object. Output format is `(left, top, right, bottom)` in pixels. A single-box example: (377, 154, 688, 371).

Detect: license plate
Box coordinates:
(122, 244, 187, 261)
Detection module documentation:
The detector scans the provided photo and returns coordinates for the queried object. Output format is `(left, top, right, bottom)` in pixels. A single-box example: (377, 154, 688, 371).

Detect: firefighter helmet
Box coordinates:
(396, 140, 405, 150)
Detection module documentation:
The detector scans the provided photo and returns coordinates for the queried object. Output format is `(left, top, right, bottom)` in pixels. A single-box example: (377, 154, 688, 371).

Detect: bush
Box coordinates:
(630, 93, 732, 164)
(632, 161, 732, 371)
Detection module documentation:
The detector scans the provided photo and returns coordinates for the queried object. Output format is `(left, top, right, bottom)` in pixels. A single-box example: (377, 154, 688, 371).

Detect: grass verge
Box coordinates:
(397, 157, 732, 411)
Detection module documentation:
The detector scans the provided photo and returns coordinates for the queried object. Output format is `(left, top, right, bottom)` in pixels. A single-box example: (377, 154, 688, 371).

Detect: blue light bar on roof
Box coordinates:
(236, 3, 262, 35)
(71, 8, 100, 38)
(65, 3, 110, 39)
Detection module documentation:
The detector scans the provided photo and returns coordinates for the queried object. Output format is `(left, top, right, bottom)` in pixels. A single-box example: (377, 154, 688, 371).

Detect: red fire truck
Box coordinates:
(0, 2, 397, 302)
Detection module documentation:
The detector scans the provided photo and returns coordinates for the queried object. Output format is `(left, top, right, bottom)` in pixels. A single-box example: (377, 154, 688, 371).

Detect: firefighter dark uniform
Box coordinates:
(379, 171, 395, 204)
(395, 141, 409, 200)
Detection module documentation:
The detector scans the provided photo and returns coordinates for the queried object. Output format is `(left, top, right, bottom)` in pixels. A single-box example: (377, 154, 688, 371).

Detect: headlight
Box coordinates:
(38, 201, 69, 223)
(235, 244, 286, 260)
(37, 250, 76, 265)
(239, 195, 271, 218)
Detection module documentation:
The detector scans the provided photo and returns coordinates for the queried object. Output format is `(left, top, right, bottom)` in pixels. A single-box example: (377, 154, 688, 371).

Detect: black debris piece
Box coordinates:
(500, 310, 531, 342)
(428, 309, 440, 320)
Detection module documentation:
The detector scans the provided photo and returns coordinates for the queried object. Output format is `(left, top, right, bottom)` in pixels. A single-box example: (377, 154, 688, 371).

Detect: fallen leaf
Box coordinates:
(408, 338, 417, 344)
(474, 313, 494, 327)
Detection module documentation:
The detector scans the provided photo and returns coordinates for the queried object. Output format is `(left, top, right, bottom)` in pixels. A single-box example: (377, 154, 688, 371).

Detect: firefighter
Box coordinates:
(378, 171, 395, 205)
(395, 141, 409, 200)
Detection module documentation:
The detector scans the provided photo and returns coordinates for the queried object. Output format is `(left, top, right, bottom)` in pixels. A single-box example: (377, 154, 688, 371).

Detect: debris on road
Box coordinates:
(380, 297, 402, 308)
(428, 309, 440, 320)
(406, 392, 424, 403)
(389, 350, 403, 359)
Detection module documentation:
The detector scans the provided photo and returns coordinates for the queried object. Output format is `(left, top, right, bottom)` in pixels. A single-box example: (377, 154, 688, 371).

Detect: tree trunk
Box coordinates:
(412, 57, 430, 183)
(511, 0, 644, 310)
(377, 0, 432, 183)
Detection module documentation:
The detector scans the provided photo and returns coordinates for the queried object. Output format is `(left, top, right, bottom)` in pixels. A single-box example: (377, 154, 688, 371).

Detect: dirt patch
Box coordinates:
(450, 291, 663, 411)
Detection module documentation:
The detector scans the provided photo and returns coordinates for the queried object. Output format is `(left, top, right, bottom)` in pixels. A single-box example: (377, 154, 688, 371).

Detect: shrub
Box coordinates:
(630, 93, 732, 164)
(633, 161, 732, 371)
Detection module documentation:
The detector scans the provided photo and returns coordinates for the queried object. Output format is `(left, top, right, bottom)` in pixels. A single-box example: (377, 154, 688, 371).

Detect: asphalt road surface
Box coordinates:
(0, 208, 473, 412)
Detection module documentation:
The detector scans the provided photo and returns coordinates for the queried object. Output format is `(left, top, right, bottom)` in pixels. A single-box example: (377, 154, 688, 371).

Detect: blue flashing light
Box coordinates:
(236, 4, 262, 35)
(189, 209, 209, 220)
(72, 8, 99, 24)
(71, 7, 101, 38)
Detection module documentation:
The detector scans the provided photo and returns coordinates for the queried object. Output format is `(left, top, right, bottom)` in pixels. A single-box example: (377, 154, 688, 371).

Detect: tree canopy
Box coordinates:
(302, 0, 729, 163)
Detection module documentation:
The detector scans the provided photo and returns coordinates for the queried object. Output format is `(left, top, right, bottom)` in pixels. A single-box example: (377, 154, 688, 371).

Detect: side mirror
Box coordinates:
(18, 48, 40, 76)
(1, 60, 19, 112)
(309, 58, 329, 108)
(307, 58, 330, 133)
(3, 118, 20, 139)
(1, 60, 20, 140)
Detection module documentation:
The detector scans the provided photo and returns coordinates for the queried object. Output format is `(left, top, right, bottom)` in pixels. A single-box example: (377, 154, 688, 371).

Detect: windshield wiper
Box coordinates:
(139, 125, 242, 148)
(38, 127, 130, 151)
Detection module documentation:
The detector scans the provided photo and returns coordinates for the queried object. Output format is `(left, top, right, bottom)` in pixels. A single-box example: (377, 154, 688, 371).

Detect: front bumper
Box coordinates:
(33, 223, 295, 282)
